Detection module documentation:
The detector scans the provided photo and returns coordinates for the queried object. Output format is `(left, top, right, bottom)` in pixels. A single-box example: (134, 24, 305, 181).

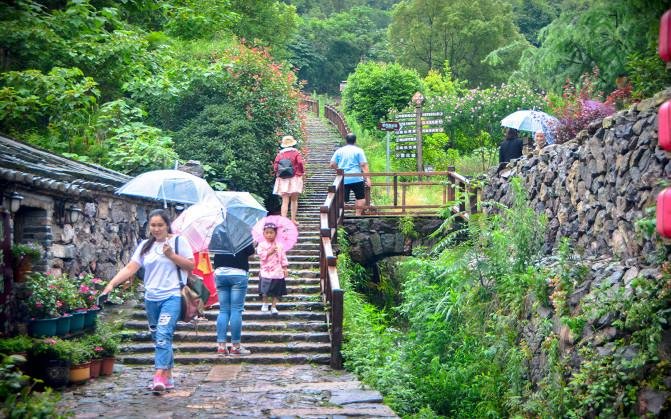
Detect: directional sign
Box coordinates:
(378, 121, 400, 131)
(421, 119, 444, 125)
(396, 136, 417, 143)
(396, 144, 417, 150)
(396, 112, 416, 118)
(395, 152, 416, 159)
(395, 110, 443, 119)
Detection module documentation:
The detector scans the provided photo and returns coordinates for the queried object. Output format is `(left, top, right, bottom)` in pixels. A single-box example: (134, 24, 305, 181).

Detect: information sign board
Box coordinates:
(377, 121, 400, 131)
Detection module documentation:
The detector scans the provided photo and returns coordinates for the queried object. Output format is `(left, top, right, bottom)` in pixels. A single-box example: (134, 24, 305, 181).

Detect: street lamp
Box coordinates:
(7, 192, 23, 214)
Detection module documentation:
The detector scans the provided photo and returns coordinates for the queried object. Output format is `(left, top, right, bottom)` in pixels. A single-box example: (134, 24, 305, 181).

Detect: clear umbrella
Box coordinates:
(116, 170, 217, 206)
(501, 110, 559, 144)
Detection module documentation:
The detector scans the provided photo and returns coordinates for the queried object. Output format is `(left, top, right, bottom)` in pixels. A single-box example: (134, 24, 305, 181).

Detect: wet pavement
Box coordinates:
(57, 362, 398, 418)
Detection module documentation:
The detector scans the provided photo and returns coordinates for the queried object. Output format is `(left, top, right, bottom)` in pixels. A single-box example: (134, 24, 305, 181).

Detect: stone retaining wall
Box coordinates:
(484, 90, 671, 261)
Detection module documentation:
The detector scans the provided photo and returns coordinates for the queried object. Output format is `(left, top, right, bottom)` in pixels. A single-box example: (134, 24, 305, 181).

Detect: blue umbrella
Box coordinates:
(208, 192, 267, 255)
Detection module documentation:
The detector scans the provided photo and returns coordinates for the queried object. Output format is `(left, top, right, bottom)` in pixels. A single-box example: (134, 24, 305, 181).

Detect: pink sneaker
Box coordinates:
(152, 375, 167, 392)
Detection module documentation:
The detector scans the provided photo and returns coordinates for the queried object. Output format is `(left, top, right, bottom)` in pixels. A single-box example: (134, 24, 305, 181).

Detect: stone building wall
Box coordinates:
(484, 90, 671, 261)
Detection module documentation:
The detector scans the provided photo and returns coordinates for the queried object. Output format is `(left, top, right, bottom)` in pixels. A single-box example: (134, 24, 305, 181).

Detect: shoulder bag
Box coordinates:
(175, 237, 211, 323)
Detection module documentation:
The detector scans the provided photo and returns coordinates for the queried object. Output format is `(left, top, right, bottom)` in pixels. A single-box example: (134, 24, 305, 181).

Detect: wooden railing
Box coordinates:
(319, 169, 346, 369)
(302, 98, 319, 116)
(357, 167, 479, 218)
(324, 104, 349, 139)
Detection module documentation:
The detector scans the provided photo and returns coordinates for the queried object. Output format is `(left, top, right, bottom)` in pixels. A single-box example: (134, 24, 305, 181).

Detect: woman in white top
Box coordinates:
(102, 209, 194, 392)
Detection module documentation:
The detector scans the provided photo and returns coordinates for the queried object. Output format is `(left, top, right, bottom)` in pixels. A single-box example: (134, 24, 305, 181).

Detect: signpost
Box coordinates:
(393, 94, 444, 176)
(378, 121, 401, 195)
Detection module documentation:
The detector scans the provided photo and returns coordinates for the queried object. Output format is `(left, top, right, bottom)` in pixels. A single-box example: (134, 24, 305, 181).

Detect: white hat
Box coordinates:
(280, 135, 297, 148)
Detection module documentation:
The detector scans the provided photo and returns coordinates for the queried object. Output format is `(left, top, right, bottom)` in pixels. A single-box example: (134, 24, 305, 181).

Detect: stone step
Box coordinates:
(122, 319, 328, 332)
(131, 300, 324, 315)
(122, 330, 331, 343)
(128, 309, 326, 322)
(122, 341, 331, 354)
(118, 352, 331, 365)
(249, 260, 320, 270)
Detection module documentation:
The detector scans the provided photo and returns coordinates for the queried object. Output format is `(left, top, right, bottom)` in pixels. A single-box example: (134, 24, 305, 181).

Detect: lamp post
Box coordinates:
(412, 91, 425, 177)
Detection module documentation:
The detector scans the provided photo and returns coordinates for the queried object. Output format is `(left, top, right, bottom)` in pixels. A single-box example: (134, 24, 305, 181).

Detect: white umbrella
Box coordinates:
(116, 169, 217, 206)
(501, 110, 559, 143)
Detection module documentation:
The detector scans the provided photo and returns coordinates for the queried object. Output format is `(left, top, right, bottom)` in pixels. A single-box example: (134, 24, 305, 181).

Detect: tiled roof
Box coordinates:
(0, 135, 131, 197)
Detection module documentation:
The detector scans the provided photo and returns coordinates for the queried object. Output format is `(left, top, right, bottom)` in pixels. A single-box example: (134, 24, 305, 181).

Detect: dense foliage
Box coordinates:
(0, 0, 303, 205)
(342, 61, 422, 132)
(339, 179, 671, 417)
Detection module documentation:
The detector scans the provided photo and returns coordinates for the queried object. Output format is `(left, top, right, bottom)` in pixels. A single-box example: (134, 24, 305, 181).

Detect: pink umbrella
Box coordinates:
(252, 215, 298, 252)
(172, 202, 225, 252)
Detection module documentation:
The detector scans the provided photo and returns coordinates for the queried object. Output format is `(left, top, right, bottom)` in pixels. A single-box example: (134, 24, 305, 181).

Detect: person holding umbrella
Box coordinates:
(499, 127, 523, 164)
(101, 209, 194, 392)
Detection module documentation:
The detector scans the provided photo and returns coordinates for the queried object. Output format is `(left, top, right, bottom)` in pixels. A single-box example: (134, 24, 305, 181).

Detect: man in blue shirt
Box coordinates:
(329, 133, 371, 216)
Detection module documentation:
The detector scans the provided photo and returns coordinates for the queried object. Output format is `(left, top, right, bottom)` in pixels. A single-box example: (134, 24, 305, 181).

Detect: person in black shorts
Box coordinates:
(329, 133, 371, 215)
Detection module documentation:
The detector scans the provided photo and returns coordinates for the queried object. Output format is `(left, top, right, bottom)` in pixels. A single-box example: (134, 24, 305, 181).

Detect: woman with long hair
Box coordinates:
(101, 209, 194, 392)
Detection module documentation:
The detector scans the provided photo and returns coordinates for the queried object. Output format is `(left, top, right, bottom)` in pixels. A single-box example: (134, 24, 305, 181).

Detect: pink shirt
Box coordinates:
(256, 240, 288, 279)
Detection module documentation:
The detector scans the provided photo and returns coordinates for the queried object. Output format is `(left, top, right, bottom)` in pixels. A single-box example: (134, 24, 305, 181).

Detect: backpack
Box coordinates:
(277, 157, 295, 178)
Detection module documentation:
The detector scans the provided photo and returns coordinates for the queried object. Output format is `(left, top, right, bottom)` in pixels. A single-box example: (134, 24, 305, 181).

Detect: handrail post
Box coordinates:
(330, 289, 343, 369)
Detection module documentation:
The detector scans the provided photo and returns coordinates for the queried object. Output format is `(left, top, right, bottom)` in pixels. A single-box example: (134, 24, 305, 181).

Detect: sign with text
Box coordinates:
(377, 121, 400, 131)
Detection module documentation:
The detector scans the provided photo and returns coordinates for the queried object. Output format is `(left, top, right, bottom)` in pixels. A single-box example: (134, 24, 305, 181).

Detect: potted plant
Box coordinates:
(24, 273, 59, 337)
(82, 334, 104, 378)
(60, 338, 92, 384)
(76, 273, 106, 330)
(11, 243, 42, 282)
(50, 273, 86, 334)
(0, 336, 33, 357)
(26, 338, 71, 388)
(95, 321, 120, 376)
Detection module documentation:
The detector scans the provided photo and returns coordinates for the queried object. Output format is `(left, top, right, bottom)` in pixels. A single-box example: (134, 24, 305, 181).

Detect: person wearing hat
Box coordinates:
(272, 135, 305, 225)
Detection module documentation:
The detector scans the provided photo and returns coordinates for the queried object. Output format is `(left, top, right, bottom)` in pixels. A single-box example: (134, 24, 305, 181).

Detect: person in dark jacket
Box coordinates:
(213, 243, 255, 356)
(499, 128, 523, 164)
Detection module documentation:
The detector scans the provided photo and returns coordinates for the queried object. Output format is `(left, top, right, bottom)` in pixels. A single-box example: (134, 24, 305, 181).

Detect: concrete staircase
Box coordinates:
(118, 114, 342, 365)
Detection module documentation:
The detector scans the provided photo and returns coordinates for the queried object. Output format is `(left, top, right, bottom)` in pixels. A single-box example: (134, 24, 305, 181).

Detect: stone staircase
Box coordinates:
(118, 114, 342, 365)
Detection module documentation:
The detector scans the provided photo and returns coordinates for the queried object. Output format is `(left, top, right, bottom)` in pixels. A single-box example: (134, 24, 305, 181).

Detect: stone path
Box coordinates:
(57, 114, 398, 418)
(58, 363, 397, 418)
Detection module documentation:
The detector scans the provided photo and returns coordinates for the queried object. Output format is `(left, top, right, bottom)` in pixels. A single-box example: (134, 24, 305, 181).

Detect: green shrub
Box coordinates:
(343, 61, 422, 132)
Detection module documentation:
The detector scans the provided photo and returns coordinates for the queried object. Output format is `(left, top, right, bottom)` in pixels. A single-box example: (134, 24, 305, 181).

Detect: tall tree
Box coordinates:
(516, 0, 670, 94)
(387, 0, 526, 87)
(290, 6, 391, 94)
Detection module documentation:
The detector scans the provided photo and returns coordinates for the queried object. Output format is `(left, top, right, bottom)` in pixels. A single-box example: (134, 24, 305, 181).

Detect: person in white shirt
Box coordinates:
(101, 209, 194, 392)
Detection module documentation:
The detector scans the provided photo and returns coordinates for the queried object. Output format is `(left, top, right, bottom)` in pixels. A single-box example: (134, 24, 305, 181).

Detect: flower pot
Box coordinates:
(68, 311, 86, 334)
(100, 357, 115, 376)
(69, 362, 91, 384)
(43, 359, 71, 389)
(13, 257, 32, 283)
(28, 318, 58, 338)
(55, 314, 71, 337)
(89, 358, 102, 378)
(84, 307, 101, 331)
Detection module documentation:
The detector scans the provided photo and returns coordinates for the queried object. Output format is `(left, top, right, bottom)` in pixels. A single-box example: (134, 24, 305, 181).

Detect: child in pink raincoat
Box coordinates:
(256, 222, 288, 315)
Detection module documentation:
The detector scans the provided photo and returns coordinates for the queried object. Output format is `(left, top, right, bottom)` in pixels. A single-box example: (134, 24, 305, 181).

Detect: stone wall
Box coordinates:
(13, 188, 157, 281)
(484, 90, 671, 261)
(342, 217, 444, 265)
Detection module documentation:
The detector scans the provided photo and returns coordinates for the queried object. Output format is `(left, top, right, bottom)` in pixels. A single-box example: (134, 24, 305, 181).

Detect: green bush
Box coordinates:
(343, 61, 422, 132)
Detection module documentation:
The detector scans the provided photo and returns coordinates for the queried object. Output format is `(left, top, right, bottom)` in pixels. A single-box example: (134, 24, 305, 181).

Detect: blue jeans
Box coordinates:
(145, 295, 181, 370)
(215, 273, 248, 344)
